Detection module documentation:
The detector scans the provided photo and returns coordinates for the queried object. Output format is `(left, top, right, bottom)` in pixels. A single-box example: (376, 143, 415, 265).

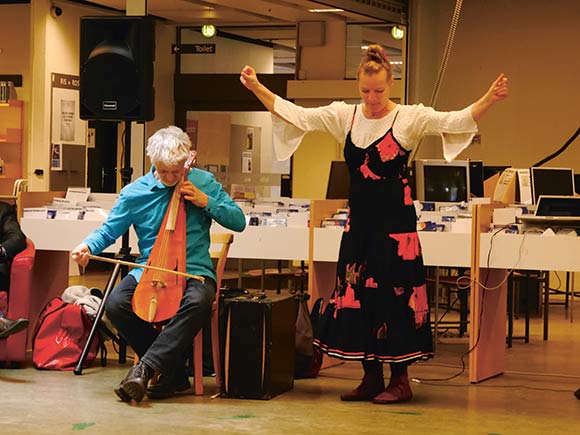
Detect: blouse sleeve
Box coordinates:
(272, 96, 352, 161)
(395, 104, 478, 162)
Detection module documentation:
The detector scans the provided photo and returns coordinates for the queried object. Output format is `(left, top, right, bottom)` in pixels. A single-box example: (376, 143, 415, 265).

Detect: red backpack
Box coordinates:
(32, 297, 100, 370)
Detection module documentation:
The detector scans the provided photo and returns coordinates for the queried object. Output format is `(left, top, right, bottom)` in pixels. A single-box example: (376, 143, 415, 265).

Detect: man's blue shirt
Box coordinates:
(83, 167, 246, 282)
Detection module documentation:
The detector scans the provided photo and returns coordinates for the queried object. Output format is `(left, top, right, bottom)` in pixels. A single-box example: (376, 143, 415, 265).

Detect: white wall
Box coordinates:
(180, 29, 288, 174)
(0, 4, 31, 180)
(0, 5, 30, 95)
(186, 110, 286, 174)
(408, 0, 580, 169)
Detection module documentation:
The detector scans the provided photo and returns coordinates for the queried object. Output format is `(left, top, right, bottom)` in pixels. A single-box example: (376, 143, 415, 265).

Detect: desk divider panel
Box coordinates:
(18, 191, 66, 221)
(469, 203, 508, 383)
(308, 199, 347, 309)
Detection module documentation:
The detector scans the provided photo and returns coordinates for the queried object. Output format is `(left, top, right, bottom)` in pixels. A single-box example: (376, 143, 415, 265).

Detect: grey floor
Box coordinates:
(2, 273, 580, 434)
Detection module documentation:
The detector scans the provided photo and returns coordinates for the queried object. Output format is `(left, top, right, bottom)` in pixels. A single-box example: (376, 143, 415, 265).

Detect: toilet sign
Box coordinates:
(171, 44, 216, 54)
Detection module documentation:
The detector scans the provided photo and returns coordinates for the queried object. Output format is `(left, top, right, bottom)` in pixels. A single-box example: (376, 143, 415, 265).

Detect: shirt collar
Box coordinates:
(147, 166, 168, 191)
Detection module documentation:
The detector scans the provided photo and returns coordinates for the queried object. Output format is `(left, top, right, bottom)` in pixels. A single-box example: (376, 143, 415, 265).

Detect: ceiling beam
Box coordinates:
(182, 0, 304, 24)
(312, 0, 407, 24)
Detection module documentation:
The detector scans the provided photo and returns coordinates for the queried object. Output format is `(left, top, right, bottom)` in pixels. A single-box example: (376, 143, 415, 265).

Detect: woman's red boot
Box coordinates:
(372, 373, 413, 404)
(340, 372, 385, 402)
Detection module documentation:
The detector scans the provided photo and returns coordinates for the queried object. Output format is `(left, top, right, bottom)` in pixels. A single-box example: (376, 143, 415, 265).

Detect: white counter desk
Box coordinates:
(20, 206, 579, 384)
(313, 228, 471, 266)
(21, 219, 309, 260)
(21, 219, 139, 252)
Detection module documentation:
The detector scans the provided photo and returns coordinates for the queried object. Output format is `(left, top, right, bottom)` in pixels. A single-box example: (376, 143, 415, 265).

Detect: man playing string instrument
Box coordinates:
(71, 126, 246, 402)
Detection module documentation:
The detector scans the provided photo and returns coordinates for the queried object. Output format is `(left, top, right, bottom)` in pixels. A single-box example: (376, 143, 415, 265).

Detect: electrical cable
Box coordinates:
(120, 126, 126, 167)
(531, 125, 580, 167)
(413, 224, 517, 383)
(414, 381, 573, 394)
(408, 0, 463, 164)
(429, 0, 463, 108)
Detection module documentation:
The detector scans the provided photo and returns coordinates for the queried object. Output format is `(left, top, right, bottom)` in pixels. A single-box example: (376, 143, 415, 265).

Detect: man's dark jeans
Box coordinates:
(106, 274, 216, 377)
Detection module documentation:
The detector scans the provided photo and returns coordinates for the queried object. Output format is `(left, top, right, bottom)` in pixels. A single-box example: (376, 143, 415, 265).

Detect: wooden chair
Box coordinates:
(192, 232, 233, 395)
(137, 233, 233, 394)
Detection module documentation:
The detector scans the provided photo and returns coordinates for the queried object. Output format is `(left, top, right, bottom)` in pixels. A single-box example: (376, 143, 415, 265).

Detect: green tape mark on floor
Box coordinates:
(218, 414, 256, 420)
(72, 422, 96, 430)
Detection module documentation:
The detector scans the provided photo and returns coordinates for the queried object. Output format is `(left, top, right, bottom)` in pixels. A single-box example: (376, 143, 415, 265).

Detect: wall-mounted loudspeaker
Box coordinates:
(80, 16, 155, 121)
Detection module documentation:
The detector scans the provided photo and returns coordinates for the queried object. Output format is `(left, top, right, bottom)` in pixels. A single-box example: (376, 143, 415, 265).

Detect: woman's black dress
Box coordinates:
(314, 109, 434, 364)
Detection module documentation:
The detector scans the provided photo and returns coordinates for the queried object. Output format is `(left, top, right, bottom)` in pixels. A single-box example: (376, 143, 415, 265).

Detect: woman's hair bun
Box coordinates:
(366, 45, 388, 64)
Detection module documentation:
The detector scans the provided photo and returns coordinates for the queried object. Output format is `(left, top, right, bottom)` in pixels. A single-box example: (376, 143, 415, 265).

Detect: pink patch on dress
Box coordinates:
(345, 262, 363, 286)
(335, 282, 361, 312)
(376, 134, 399, 162)
(365, 277, 379, 288)
(389, 232, 421, 260)
(359, 155, 381, 180)
(393, 286, 405, 296)
(403, 185, 413, 205)
(408, 284, 429, 328)
(376, 323, 388, 339)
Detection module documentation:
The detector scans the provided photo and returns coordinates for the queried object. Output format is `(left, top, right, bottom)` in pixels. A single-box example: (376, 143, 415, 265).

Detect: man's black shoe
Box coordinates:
(147, 372, 191, 400)
(114, 361, 153, 403)
(0, 316, 29, 339)
(574, 388, 580, 400)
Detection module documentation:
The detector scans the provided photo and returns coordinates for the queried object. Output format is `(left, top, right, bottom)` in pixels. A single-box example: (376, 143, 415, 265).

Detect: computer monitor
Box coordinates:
(326, 161, 350, 199)
(469, 160, 484, 197)
(530, 167, 575, 204)
(413, 159, 470, 202)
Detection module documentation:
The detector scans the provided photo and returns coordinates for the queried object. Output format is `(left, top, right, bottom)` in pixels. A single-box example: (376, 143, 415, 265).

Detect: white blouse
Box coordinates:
(272, 95, 478, 162)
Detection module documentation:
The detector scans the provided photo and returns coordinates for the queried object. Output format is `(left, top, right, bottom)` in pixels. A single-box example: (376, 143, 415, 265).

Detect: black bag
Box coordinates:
(294, 294, 324, 379)
(221, 292, 297, 399)
(311, 297, 336, 342)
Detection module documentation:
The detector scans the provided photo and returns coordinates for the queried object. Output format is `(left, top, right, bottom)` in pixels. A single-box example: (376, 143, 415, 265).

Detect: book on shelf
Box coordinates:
(321, 218, 347, 228)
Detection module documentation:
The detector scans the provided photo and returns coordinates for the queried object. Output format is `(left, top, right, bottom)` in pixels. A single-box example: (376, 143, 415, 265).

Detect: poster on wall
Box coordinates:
(51, 73, 86, 146)
(246, 127, 254, 150)
(51, 143, 63, 171)
(242, 151, 252, 173)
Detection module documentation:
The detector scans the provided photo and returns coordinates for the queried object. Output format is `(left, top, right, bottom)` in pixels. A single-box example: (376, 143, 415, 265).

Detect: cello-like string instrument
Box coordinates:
(132, 152, 199, 323)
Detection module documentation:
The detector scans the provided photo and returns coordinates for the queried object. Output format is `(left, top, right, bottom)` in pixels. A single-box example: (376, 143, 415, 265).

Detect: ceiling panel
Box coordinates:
(68, 0, 406, 74)
(72, 0, 403, 26)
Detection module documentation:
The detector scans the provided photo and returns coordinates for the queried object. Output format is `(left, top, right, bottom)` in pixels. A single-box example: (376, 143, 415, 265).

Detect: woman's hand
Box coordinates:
(240, 65, 260, 91)
(240, 65, 277, 113)
(180, 180, 209, 208)
(71, 243, 91, 267)
(484, 73, 509, 104)
(471, 73, 509, 121)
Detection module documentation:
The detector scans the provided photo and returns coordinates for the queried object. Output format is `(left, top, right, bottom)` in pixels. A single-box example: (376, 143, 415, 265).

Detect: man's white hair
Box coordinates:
(146, 126, 191, 166)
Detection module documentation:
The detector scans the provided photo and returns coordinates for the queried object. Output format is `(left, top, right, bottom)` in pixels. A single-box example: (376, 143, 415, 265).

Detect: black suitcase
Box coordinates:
(221, 293, 297, 399)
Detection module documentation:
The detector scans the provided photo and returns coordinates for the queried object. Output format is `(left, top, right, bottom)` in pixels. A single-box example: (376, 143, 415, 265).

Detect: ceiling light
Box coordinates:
(201, 24, 216, 39)
(391, 26, 404, 40)
(308, 8, 344, 13)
